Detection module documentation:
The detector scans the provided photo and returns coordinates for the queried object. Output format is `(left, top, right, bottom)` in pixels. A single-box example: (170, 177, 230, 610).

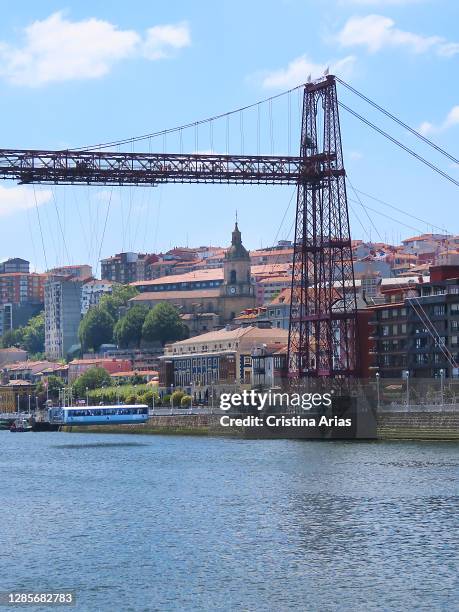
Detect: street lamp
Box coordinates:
(86, 386, 89, 407)
(210, 379, 214, 415)
(440, 368, 445, 406)
(403, 370, 410, 407)
(375, 372, 380, 409)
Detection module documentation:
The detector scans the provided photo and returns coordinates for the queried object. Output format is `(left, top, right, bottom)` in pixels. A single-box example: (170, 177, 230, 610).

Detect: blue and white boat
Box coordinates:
(48, 405, 149, 426)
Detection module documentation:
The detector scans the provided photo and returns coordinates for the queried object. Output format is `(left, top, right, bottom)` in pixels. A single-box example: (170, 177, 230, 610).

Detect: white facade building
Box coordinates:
(81, 280, 113, 315)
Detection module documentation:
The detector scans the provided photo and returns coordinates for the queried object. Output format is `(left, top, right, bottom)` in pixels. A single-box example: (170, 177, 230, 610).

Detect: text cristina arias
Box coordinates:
(219, 391, 332, 411)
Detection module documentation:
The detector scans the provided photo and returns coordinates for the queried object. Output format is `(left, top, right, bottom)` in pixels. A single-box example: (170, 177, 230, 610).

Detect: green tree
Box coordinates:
(1, 328, 23, 348)
(139, 389, 158, 406)
(78, 307, 114, 352)
(181, 394, 192, 407)
(142, 303, 188, 346)
(99, 284, 139, 321)
(45, 375, 65, 399)
(72, 366, 113, 398)
(130, 372, 147, 385)
(171, 390, 185, 407)
(114, 304, 149, 348)
(22, 312, 45, 354)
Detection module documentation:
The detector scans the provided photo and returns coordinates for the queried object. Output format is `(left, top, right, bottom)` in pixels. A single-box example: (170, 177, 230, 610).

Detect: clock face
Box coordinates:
(229, 286, 236, 294)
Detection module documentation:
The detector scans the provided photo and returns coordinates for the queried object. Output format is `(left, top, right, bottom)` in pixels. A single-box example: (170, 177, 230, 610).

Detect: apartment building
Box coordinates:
(44, 276, 83, 359)
(0, 258, 30, 274)
(101, 252, 157, 283)
(48, 264, 93, 279)
(370, 266, 459, 379)
(81, 279, 113, 314)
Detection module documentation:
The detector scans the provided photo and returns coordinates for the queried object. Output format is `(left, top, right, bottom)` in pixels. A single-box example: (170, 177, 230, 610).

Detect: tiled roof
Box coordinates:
(131, 289, 221, 301)
(170, 325, 288, 346)
(131, 268, 224, 286)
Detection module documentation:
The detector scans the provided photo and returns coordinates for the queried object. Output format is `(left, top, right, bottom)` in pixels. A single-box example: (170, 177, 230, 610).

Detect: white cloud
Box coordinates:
(143, 22, 191, 60)
(336, 14, 458, 56)
(418, 105, 459, 136)
(0, 185, 51, 217)
(0, 12, 191, 86)
(260, 54, 356, 89)
(348, 150, 363, 160)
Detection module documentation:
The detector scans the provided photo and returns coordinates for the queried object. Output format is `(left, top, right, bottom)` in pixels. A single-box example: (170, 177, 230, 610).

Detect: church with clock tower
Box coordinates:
(219, 220, 256, 320)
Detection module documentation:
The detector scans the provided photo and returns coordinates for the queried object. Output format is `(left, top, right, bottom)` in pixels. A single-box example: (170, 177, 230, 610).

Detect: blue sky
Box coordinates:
(0, 0, 458, 272)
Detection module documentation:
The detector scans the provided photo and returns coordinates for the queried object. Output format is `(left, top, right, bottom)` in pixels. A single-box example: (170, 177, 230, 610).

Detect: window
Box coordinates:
(381, 310, 389, 320)
(451, 304, 459, 314)
(433, 305, 445, 316)
(230, 270, 237, 284)
(382, 325, 390, 336)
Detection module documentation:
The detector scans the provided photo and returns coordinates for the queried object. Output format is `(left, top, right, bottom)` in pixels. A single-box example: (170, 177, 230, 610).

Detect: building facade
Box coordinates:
(370, 266, 459, 379)
(160, 325, 288, 390)
(101, 252, 156, 284)
(0, 258, 30, 274)
(44, 276, 83, 359)
(48, 264, 93, 279)
(81, 279, 113, 314)
(0, 272, 46, 306)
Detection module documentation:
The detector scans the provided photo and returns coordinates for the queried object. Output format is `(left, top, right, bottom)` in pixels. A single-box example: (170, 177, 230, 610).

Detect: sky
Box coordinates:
(0, 0, 458, 273)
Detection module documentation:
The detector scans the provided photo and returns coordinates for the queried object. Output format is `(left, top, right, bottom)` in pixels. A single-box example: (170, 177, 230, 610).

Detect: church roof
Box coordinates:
(225, 222, 250, 261)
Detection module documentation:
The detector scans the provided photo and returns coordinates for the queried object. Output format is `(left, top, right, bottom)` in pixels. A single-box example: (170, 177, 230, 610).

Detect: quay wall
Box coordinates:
(66, 410, 459, 440)
(377, 410, 459, 440)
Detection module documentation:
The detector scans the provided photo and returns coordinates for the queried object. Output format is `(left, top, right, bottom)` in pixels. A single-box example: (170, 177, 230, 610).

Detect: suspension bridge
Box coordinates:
(1, 74, 458, 380)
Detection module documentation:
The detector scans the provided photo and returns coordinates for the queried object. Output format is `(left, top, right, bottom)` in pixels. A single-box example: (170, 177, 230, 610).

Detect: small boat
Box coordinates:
(0, 419, 11, 430)
(10, 418, 33, 432)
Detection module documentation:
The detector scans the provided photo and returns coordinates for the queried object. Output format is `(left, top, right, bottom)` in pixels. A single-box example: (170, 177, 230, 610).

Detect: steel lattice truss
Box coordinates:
(287, 76, 358, 378)
(0, 150, 314, 185)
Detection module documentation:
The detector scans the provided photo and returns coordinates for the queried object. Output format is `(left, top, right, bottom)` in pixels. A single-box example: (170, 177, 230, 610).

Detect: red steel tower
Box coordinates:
(287, 75, 358, 379)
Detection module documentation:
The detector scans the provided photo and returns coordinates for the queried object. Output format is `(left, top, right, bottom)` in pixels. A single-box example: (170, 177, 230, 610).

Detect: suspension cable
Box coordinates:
(339, 101, 459, 189)
(70, 83, 305, 152)
(336, 77, 459, 166)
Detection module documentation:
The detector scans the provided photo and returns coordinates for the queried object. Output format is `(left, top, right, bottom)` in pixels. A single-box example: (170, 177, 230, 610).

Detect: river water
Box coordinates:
(1, 431, 457, 611)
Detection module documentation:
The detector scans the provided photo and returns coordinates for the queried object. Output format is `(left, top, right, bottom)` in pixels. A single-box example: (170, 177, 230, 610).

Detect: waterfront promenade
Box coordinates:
(62, 404, 459, 440)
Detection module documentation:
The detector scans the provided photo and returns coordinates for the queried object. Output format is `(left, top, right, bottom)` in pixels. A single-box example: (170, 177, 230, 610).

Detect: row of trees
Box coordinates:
(78, 286, 189, 352)
(0, 311, 45, 357)
(56, 366, 192, 407)
(0, 285, 189, 358)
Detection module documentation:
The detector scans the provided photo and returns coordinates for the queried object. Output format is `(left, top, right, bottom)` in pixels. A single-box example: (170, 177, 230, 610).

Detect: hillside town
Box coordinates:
(1, 221, 459, 411)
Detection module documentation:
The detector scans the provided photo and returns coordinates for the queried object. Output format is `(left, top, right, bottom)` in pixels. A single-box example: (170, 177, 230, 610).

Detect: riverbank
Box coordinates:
(64, 410, 459, 440)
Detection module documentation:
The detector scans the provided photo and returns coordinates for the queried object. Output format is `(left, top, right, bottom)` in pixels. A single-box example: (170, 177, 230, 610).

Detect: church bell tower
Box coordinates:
(219, 220, 255, 320)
